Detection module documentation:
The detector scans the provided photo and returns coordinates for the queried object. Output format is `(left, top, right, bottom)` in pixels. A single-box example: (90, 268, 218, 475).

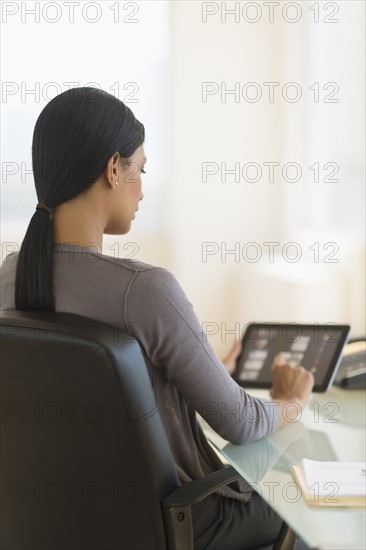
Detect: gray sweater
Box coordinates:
(0, 243, 280, 503)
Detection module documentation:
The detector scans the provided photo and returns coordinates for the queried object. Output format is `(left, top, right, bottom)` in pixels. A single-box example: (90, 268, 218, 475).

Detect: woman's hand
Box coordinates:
(222, 341, 242, 375)
(270, 354, 315, 424)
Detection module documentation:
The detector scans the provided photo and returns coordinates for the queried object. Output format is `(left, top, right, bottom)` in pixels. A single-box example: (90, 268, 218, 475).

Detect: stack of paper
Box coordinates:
(291, 458, 366, 507)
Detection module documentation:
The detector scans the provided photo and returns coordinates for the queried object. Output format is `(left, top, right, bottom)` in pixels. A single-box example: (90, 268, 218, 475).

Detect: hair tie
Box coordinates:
(36, 202, 53, 219)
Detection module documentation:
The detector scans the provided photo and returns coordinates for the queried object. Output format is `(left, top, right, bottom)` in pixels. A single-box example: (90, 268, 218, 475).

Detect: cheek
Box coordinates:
(128, 166, 141, 195)
(134, 179, 142, 199)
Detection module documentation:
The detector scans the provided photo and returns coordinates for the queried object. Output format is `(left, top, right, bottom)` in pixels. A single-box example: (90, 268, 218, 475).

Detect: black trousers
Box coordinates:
(192, 491, 283, 550)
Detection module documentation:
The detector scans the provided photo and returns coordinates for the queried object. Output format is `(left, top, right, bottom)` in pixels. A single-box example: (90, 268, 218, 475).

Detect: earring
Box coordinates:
(115, 179, 118, 187)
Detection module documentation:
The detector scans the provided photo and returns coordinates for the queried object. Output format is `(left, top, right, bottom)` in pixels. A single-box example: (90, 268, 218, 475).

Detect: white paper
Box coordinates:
(302, 458, 366, 497)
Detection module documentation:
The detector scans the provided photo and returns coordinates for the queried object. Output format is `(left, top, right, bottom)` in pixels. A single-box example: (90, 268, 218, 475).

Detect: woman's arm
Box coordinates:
(124, 267, 281, 444)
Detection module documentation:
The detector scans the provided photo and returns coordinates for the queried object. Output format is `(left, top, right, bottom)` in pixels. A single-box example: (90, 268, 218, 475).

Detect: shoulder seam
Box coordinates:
(124, 270, 139, 333)
(55, 249, 158, 273)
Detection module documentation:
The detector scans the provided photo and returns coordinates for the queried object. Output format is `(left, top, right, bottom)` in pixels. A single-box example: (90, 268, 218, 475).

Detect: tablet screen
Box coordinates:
(233, 323, 351, 392)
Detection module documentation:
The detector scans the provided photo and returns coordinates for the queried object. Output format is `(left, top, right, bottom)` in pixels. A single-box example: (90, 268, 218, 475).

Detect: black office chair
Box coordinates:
(0, 310, 296, 550)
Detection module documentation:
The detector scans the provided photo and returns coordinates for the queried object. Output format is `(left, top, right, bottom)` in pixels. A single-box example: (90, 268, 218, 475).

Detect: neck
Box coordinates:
(51, 206, 104, 251)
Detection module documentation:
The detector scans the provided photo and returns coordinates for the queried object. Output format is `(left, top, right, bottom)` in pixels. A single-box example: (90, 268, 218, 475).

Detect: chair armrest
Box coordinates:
(162, 466, 241, 550)
(162, 467, 297, 550)
(163, 465, 241, 509)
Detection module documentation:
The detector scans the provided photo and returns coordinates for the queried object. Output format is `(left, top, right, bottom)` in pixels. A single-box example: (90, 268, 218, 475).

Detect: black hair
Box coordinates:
(15, 87, 145, 310)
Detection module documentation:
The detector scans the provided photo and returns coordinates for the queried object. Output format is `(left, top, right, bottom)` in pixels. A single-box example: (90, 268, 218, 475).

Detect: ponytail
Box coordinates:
(15, 208, 54, 310)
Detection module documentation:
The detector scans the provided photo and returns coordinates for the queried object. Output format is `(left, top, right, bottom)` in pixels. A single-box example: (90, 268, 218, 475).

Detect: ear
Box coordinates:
(104, 152, 121, 188)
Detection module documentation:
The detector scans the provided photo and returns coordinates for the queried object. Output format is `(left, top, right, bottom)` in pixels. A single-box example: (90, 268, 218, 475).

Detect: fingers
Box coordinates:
(222, 340, 242, 375)
(305, 369, 315, 390)
(273, 361, 311, 376)
(271, 353, 282, 370)
(272, 353, 294, 371)
(270, 359, 315, 413)
(272, 362, 293, 375)
(232, 340, 242, 356)
(226, 340, 242, 361)
(295, 365, 315, 383)
(271, 362, 314, 392)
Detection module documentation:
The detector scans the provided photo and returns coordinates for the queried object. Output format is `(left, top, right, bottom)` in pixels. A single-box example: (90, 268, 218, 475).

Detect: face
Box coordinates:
(105, 144, 146, 235)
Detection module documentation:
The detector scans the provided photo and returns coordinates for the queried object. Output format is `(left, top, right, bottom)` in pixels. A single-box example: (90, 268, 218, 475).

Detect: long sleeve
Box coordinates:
(124, 266, 280, 444)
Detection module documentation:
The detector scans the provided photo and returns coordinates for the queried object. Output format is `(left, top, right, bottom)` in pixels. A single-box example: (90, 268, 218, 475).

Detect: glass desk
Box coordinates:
(199, 386, 366, 550)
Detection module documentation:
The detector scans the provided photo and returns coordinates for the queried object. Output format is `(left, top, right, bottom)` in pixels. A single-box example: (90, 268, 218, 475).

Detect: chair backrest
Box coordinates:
(0, 309, 180, 550)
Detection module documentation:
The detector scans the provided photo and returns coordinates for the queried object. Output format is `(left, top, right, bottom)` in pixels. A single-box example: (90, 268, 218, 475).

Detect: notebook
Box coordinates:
(291, 458, 366, 507)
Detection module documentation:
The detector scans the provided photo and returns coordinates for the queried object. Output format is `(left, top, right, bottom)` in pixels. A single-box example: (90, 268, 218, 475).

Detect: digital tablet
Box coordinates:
(233, 323, 351, 392)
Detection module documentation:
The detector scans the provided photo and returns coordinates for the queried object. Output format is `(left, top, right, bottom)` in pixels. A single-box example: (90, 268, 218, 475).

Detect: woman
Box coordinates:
(0, 87, 314, 549)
